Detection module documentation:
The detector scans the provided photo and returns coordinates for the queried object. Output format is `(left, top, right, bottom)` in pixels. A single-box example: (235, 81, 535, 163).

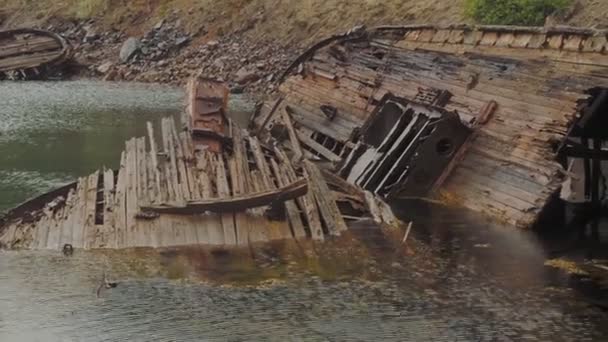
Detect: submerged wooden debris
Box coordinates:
(0, 28, 70, 80)
(4, 23, 606, 250)
(0, 78, 397, 250)
(253, 24, 608, 227)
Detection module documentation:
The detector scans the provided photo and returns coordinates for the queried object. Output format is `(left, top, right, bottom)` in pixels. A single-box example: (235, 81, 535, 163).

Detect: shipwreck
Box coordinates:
(0, 28, 70, 80)
(1, 24, 608, 250)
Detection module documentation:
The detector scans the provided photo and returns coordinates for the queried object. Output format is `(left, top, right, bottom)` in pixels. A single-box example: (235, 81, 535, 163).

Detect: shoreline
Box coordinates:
(50, 16, 302, 100)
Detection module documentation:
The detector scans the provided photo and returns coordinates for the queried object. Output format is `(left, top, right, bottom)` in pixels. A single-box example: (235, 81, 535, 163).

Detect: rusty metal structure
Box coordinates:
(0, 28, 70, 80)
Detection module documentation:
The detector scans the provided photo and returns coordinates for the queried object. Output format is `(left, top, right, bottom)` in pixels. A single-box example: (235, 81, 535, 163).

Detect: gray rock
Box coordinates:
(235, 67, 260, 85)
(97, 61, 114, 74)
(83, 26, 99, 43)
(119, 37, 140, 63)
(175, 36, 190, 47)
(154, 19, 165, 30)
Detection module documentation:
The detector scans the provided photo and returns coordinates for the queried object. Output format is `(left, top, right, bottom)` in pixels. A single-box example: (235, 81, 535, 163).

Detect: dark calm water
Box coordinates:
(0, 81, 183, 212)
(0, 81, 606, 341)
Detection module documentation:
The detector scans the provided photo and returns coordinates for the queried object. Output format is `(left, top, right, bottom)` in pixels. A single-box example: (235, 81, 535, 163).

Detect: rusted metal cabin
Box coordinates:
(0, 29, 70, 80)
(253, 25, 608, 227)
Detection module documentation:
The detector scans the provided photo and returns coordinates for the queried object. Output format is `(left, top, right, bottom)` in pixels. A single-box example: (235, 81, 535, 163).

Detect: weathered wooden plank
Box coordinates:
(203, 154, 225, 245)
(180, 131, 201, 200)
(34, 208, 52, 250)
(275, 147, 324, 240)
(228, 157, 250, 246)
(125, 139, 139, 248)
(57, 188, 77, 248)
(45, 202, 66, 249)
(216, 154, 237, 245)
(304, 160, 348, 235)
(364, 191, 383, 224)
(113, 152, 128, 248)
(281, 107, 304, 161)
(248, 171, 273, 242)
(270, 159, 306, 239)
(146, 122, 162, 203)
(144, 174, 302, 213)
(95, 168, 115, 249)
(170, 119, 192, 200)
(248, 136, 274, 189)
(70, 177, 88, 248)
(296, 129, 342, 163)
(229, 125, 253, 245)
(0, 51, 63, 71)
(161, 118, 182, 204)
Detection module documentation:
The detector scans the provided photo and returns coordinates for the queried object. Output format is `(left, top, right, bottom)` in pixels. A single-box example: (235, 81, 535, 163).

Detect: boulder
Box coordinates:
(97, 61, 114, 74)
(119, 37, 140, 63)
(175, 36, 190, 47)
(235, 67, 260, 85)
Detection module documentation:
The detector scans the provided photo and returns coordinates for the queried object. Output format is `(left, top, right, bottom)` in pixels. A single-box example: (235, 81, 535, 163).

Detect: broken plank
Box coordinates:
(147, 122, 162, 203)
(143, 178, 308, 214)
(161, 118, 183, 204)
(125, 139, 139, 248)
(70, 176, 88, 248)
(275, 146, 324, 240)
(170, 118, 192, 200)
(228, 157, 251, 246)
(216, 155, 237, 245)
(248, 136, 275, 189)
(304, 160, 348, 235)
(113, 152, 128, 248)
(197, 170, 222, 245)
(270, 159, 307, 239)
(297, 129, 342, 163)
(180, 131, 201, 200)
(282, 106, 304, 161)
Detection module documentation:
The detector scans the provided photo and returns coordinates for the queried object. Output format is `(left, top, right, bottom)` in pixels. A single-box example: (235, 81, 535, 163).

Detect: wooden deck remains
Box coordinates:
(0, 29, 70, 80)
(0, 78, 396, 250)
(253, 24, 608, 227)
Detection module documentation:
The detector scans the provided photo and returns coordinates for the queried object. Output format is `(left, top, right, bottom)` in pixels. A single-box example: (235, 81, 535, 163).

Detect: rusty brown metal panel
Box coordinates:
(187, 77, 229, 154)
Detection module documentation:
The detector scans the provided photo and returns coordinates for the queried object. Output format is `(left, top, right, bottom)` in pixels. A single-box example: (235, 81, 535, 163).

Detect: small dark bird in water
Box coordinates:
(96, 271, 119, 298)
(62, 244, 74, 256)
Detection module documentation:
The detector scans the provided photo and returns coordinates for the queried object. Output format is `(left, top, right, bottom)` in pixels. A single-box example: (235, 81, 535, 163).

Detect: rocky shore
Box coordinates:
(50, 15, 301, 97)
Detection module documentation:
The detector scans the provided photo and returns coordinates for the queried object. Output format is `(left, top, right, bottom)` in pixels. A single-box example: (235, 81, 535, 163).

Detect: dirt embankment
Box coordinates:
(0, 0, 607, 94)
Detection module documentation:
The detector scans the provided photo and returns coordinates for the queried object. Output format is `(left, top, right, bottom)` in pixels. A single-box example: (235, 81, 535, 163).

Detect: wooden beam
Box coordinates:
(270, 159, 307, 239)
(303, 160, 348, 235)
(282, 107, 304, 161)
(142, 178, 308, 214)
(146, 122, 162, 203)
(296, 129, 342, 163)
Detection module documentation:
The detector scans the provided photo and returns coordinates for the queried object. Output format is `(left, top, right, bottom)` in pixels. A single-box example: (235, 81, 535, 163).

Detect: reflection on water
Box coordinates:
(1, 209, 607, 341)
(0, 81, 183, 212)
(0, 82, 606, 341)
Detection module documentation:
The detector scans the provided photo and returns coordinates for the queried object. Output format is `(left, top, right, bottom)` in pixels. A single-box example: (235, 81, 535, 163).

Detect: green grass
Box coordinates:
(71, 0, 109, 18)
(464, 0, 572, 26)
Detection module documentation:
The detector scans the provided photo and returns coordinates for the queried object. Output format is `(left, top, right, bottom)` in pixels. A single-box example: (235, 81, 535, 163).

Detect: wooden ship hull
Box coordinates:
(254, 24, 608, 228)
(0, 78, 397, 250)
(3, 24, 608, 250)
(0, 28, 70, 80)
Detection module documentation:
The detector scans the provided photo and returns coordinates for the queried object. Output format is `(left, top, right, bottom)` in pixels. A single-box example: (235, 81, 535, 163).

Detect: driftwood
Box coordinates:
(141, 178, 308, 214)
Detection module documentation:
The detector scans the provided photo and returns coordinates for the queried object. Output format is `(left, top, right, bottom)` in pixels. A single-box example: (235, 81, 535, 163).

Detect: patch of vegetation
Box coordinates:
(465, 0, 572, 26)
(72, 0, 109, 19)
